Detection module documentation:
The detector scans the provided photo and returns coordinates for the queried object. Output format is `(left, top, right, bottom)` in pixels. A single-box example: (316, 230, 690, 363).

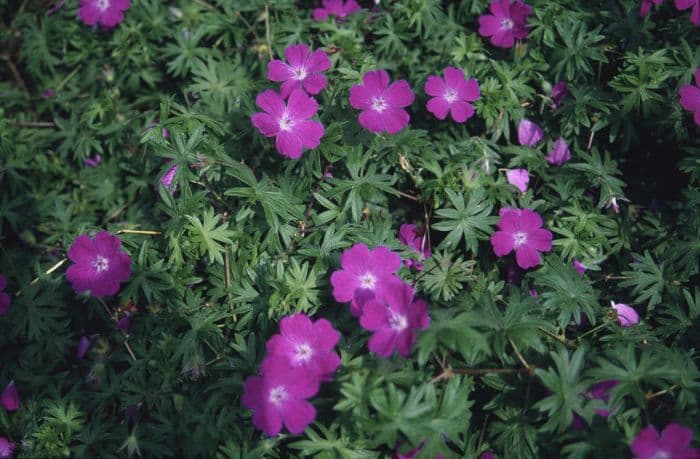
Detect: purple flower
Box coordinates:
(640, 0, 664, 16)
(76, 336, 91, 359)
(478, 0, 532, 48)
(631, 423, 700, 459)
(1, 381, 19, 412)
(42, 88, 55, 98)
(546, 138, 571, 165)
(84, 154, 102, 168)
(0, 437, 15, 459)
(241, 355, 319, 436)
(267, 44, 331, 99)
(573, 258, 586, 275)
(117, 312, 133, 333)
(518, 119, 543, 146)
(359, 282, 429, 358)
(398, 224, 431, 271)
(586, 379, 619, 417)
(66, 231, 132, 298)
(551, 81, 568, 109)
(680, 68, 700, 126)
(251, 89, 325, 159)
(491, 208, 553, 269)
(395, 440, 424, 459)
(675, 0, 700, 25)
(330, 243, 403, 316)
(506, 168, 529, 193)
(0, 275, 10, 316)
(266, 313, 341, 382)
(161, 127, 170, 139)
(611, 301, 639, 327)
(480, 453, 495, 459)
(78, 0, 130, 28)
(529, 288, 538, 298)
(312, 0, 361, 21)
(424, 67, 480, 123)
(160, 164, 177, 191)
(349, 70, 415, 134)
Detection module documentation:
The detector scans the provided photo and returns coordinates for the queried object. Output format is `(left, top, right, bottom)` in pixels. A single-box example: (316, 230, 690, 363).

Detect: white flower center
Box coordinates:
(370, 97, 387, 113)
(359, 272, 376, 289)
(92, 255, 110, 273)
(513, 231, 528, 247)
(292, 66, 307, 81)
(388, 312, 408, 331)
(268, 386, 288, 406)
(500, 18, 514, 30)
(444, 89, 458, 103)
(278, 114, 294, 132)
(294, 342, 313, 363)
(96, 0, 111, 11)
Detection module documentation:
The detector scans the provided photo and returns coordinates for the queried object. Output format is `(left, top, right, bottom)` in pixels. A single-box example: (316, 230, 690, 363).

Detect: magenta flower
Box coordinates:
(66, 231, 132, 298)
(1, 381, 19, 412)
(312, 0, 360, 21)
(78, 0, 130, 28)
(506, 168, 529, 193)
(77, 336, 91, 360)
(0, 275, 10, 316)
(359, 282, 430, 358)
(84, 154, 101, 168)
(551, 81, 568, 109)
(611, 301, 639, 327)
(241, 355, 319, 436)
(631, 423, 700, 459)
(675, 0, 700, 25)
(572, 258, 587, 275)
(478, 0, 532, 48)
(349, 70, 415, 134)
(0, 437, 15, 459)
(586, 379, 619, 417)
(398, 224, 431, 271)
(518, 119, 543, 146)
(251, 89, 325, 159)
(640, 0, 664, 15)
(424, 67, 480, 123)
(42, 88, 55, 98)
(266, 313, 341, 382)
(480, 453, 495, 459)
(330, 243, 404, 316)
(160, 164, 177, 190)
(117, 312, 133, 333)
(267, 44, 331, 99)
(546, 138, 571, 165)
(491, 208, 553, 269)
(680, 68, 700, 126)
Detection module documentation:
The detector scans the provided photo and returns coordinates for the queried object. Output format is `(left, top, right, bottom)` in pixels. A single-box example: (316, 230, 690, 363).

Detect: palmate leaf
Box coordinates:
(619, 250, 666, 311)
(433, 189, 496, 254)
(185, 208, 235, 265)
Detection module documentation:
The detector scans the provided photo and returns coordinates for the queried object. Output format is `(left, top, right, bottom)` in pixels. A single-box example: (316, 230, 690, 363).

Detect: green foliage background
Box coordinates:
(0, 0, 699, 457)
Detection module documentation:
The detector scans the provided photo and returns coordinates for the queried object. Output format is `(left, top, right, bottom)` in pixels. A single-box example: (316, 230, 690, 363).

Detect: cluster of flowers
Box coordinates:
(0, 381, 20, 458)
(330, 243, 430, 358)
(640, 0, 700, 25)
(241, 313, 341, 436)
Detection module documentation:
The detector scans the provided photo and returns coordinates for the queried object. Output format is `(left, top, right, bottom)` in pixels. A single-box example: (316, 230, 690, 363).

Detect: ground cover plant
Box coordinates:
(0, 0, 699, 457)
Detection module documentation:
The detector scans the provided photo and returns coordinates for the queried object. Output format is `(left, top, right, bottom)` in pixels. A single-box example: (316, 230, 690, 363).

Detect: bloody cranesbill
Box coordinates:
(359, 282, 429, 358)
(330, 243, 404, 316)
(679, 68, 700, 126)
(424, 67, 480, 123)
(478, 0, 532, 48)
(675, 0, 700, 25)
(241, 355, 319, 436)
(66, 231, 131, 297)
(611, 301, 640, 327)
(1, 381, 19, 412)
(0, 437, 14, 459)
(551, 81, 568, 109)
(349, 70, 415, 134)
(398, 224, 431, 271)
(266, 313, 341, 382)
(546, 138, 571, 165)
(251, 89, 325, 159)
(77, 0, 130, 28)
(0, 275, 10, 316)
(491, 208, 553, 269)
(506, 168, 529, 193)
(640, 0, 664, 16)
(267, 44, 331, 99)
(312, 0, 361, 21)
(631, 422, 700, 459)
(518, 119, 543, 146)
